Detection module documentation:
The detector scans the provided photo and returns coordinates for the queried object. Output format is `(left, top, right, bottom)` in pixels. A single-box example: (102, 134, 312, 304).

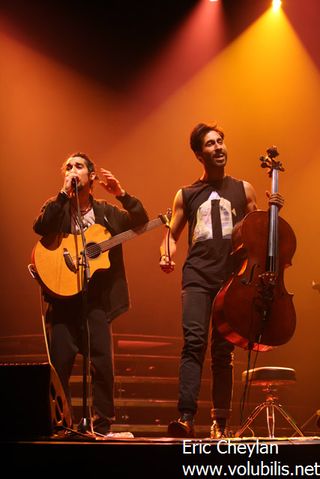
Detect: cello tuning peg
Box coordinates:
(260, 155, 270, 169)
(267, 146, 279, 158)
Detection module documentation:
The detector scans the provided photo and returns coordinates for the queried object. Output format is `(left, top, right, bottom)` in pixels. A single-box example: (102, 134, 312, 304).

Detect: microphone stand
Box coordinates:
(73, 181, 93, 435)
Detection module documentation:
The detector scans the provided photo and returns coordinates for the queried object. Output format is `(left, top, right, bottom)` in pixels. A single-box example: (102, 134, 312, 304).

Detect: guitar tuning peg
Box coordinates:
(159, 210, 172, 227)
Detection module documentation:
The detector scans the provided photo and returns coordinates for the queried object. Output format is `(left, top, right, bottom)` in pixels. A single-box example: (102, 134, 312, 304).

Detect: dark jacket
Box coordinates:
(33, 191, 149, 321)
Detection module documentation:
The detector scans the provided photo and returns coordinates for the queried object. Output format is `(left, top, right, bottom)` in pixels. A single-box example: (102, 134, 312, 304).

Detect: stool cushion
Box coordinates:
(242, 367, 296, 386)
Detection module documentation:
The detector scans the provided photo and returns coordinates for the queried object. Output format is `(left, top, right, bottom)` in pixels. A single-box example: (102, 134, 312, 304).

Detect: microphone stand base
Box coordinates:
(77, 417, 92, 434)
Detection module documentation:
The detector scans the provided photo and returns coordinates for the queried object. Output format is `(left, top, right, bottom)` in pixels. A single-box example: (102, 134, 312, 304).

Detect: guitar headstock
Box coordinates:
(159, 208, 172, 227)
(260, 146, 285, 176)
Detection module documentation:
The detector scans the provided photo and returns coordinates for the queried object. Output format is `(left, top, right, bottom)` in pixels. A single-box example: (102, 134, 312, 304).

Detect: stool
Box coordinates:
(235, 366, 304, 438)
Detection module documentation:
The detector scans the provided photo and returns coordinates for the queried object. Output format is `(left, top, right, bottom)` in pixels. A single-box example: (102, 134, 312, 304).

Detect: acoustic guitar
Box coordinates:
(32, 212, 170, 298)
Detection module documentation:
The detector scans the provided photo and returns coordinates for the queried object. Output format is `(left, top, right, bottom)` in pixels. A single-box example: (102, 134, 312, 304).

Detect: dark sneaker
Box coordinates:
(168, 414, 195, 438)
(92, 416, 112, 435)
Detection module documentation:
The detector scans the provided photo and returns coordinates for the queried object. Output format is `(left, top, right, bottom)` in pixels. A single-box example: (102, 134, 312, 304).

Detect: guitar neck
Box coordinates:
(98, 216, 166, 253)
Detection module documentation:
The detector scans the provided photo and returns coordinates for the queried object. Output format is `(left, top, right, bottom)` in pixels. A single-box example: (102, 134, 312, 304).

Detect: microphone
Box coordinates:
(71, 177, 79, 189)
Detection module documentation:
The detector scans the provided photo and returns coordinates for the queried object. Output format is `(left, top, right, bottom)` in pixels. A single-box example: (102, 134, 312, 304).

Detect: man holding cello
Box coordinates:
(159, 122, 284, 438)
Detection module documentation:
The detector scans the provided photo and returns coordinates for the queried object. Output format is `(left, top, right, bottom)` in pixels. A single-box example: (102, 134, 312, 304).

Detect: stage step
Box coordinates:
(0, 333, 311, 437)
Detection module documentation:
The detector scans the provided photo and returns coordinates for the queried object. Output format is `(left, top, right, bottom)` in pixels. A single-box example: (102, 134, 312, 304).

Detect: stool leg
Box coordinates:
(266, 403, 275, 438)
(273, 403, 304, 437)
(235, 402, 268, 437)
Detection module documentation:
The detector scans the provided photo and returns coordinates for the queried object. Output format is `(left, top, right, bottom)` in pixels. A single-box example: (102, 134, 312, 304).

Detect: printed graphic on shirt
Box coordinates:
(192, 191, 233, 244)
(71, 208, 95, 234)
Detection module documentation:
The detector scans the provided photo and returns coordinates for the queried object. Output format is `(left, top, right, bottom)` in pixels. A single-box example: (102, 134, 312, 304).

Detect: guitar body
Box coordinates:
(32, 224, 111, 297)
(31, 212, 171, 298)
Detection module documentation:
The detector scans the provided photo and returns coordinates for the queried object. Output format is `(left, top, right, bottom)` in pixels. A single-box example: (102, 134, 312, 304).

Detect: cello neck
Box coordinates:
(267, 168, 279, 273)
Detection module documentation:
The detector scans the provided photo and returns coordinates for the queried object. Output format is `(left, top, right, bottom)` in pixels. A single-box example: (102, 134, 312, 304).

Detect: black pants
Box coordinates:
(178, 289, 234, 420)
(46, 295, 115, 423)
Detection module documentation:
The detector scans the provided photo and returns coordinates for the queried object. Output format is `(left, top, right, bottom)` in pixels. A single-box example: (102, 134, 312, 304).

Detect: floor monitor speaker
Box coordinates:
(0, 362, 72, 438)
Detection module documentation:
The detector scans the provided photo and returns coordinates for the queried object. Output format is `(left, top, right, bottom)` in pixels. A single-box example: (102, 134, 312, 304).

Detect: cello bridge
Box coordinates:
(258, 271, 277, 287)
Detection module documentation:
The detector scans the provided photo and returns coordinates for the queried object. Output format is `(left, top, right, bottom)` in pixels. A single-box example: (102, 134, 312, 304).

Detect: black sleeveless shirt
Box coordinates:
(181, 176, 247, 291)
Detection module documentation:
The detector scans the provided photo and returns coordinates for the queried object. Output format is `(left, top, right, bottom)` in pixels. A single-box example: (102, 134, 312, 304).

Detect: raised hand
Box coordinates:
(99, 168, 125, 196)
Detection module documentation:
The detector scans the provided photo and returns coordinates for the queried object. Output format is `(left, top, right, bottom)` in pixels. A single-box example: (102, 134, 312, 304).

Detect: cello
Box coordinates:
(213, 147, 296, 352)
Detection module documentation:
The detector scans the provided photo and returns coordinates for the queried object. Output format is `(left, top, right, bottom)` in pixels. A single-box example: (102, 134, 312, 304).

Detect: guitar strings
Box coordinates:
(69, 217, 162, 261)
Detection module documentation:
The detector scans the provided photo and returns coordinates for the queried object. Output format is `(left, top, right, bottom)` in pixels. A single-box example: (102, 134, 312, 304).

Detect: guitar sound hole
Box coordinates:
(86, 242, 101, 259)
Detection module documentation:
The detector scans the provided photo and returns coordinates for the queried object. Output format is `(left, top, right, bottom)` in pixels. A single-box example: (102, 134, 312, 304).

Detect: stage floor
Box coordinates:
(2, 336, 319, 476)
(3, 434, 320, 477)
